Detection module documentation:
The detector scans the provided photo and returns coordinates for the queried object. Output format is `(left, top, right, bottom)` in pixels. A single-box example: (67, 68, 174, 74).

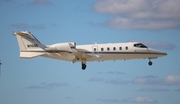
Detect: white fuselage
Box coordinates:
(14, 31, 167, 69)
(42, 42, 167, 62)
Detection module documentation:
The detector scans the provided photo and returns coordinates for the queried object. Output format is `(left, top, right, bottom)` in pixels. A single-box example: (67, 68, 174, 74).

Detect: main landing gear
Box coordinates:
(148, 59, 153, 66)
(81, 62, 87, 70)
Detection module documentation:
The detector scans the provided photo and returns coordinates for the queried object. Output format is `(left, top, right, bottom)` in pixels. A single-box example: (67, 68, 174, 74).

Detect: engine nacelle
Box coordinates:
(45, 42, 76, 52)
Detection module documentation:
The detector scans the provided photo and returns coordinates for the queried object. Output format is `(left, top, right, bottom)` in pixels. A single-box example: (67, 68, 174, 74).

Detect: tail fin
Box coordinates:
(14, 31, 46, 58)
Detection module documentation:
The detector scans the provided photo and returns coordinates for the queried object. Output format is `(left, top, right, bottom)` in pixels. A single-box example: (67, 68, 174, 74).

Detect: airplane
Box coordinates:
(14, 31, 167, 70)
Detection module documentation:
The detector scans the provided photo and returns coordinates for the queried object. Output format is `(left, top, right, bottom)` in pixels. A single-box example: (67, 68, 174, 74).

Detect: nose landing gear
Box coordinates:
(148, 59, 153, 66)
(148, 61, 153, 66)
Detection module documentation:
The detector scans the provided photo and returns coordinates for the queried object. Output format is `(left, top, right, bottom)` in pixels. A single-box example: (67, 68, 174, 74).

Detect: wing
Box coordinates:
(71, 47, 100, 63)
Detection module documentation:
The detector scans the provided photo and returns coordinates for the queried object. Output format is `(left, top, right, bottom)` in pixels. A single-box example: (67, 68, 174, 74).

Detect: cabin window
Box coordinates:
(107, 47, 110, 51)
(94, 48, 96, 52)
(101, 48, 104, 51)
(113, 47, 116, 51)
(119, 47, 122, 50)
(125, 46, 128, 50)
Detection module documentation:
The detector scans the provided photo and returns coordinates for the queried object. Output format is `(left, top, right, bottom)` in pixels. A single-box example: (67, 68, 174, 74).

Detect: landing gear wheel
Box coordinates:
(82, 64, 86, 70)
(148, 61, 153, 66)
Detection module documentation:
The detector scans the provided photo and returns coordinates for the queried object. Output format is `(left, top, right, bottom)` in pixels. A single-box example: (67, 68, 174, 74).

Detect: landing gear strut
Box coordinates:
(148, 59, 153, 66)
(81, 62, 87, 70)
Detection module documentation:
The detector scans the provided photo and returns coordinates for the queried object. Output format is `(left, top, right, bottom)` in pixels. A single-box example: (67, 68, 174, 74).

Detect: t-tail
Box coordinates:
(14, 31, 46, 58)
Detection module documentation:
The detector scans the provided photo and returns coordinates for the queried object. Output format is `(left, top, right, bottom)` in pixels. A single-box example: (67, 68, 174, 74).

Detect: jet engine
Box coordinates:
(45, 42, 76, 52)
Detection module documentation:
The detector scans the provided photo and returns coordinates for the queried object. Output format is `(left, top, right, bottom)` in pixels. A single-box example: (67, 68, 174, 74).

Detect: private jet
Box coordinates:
(14, 31, 167, 70)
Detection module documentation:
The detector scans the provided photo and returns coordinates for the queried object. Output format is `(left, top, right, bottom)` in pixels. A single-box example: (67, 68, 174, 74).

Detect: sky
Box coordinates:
(0, 0, 180, 104)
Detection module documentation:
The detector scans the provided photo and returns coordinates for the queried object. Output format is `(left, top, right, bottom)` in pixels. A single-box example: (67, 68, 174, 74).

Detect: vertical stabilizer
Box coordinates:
(14, 31, 46, 51)
(14, 31, 46, 58)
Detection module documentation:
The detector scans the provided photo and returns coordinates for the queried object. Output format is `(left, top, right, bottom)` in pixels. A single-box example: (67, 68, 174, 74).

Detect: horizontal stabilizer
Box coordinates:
(20, 52, 45, 58)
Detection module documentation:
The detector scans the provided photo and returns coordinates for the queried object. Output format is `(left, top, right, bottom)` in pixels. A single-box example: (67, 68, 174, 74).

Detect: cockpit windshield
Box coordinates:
(134, 43, 148, 48)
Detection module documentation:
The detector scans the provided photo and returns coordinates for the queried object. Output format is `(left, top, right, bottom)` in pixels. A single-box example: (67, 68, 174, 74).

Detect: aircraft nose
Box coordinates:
(155, 51, 167, 56)
(148, 48, 167, 57)
(159, 51, 167, 56)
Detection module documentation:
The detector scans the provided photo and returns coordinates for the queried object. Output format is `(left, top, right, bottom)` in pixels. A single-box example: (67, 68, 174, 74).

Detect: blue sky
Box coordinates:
(0, 0, 180, 104)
